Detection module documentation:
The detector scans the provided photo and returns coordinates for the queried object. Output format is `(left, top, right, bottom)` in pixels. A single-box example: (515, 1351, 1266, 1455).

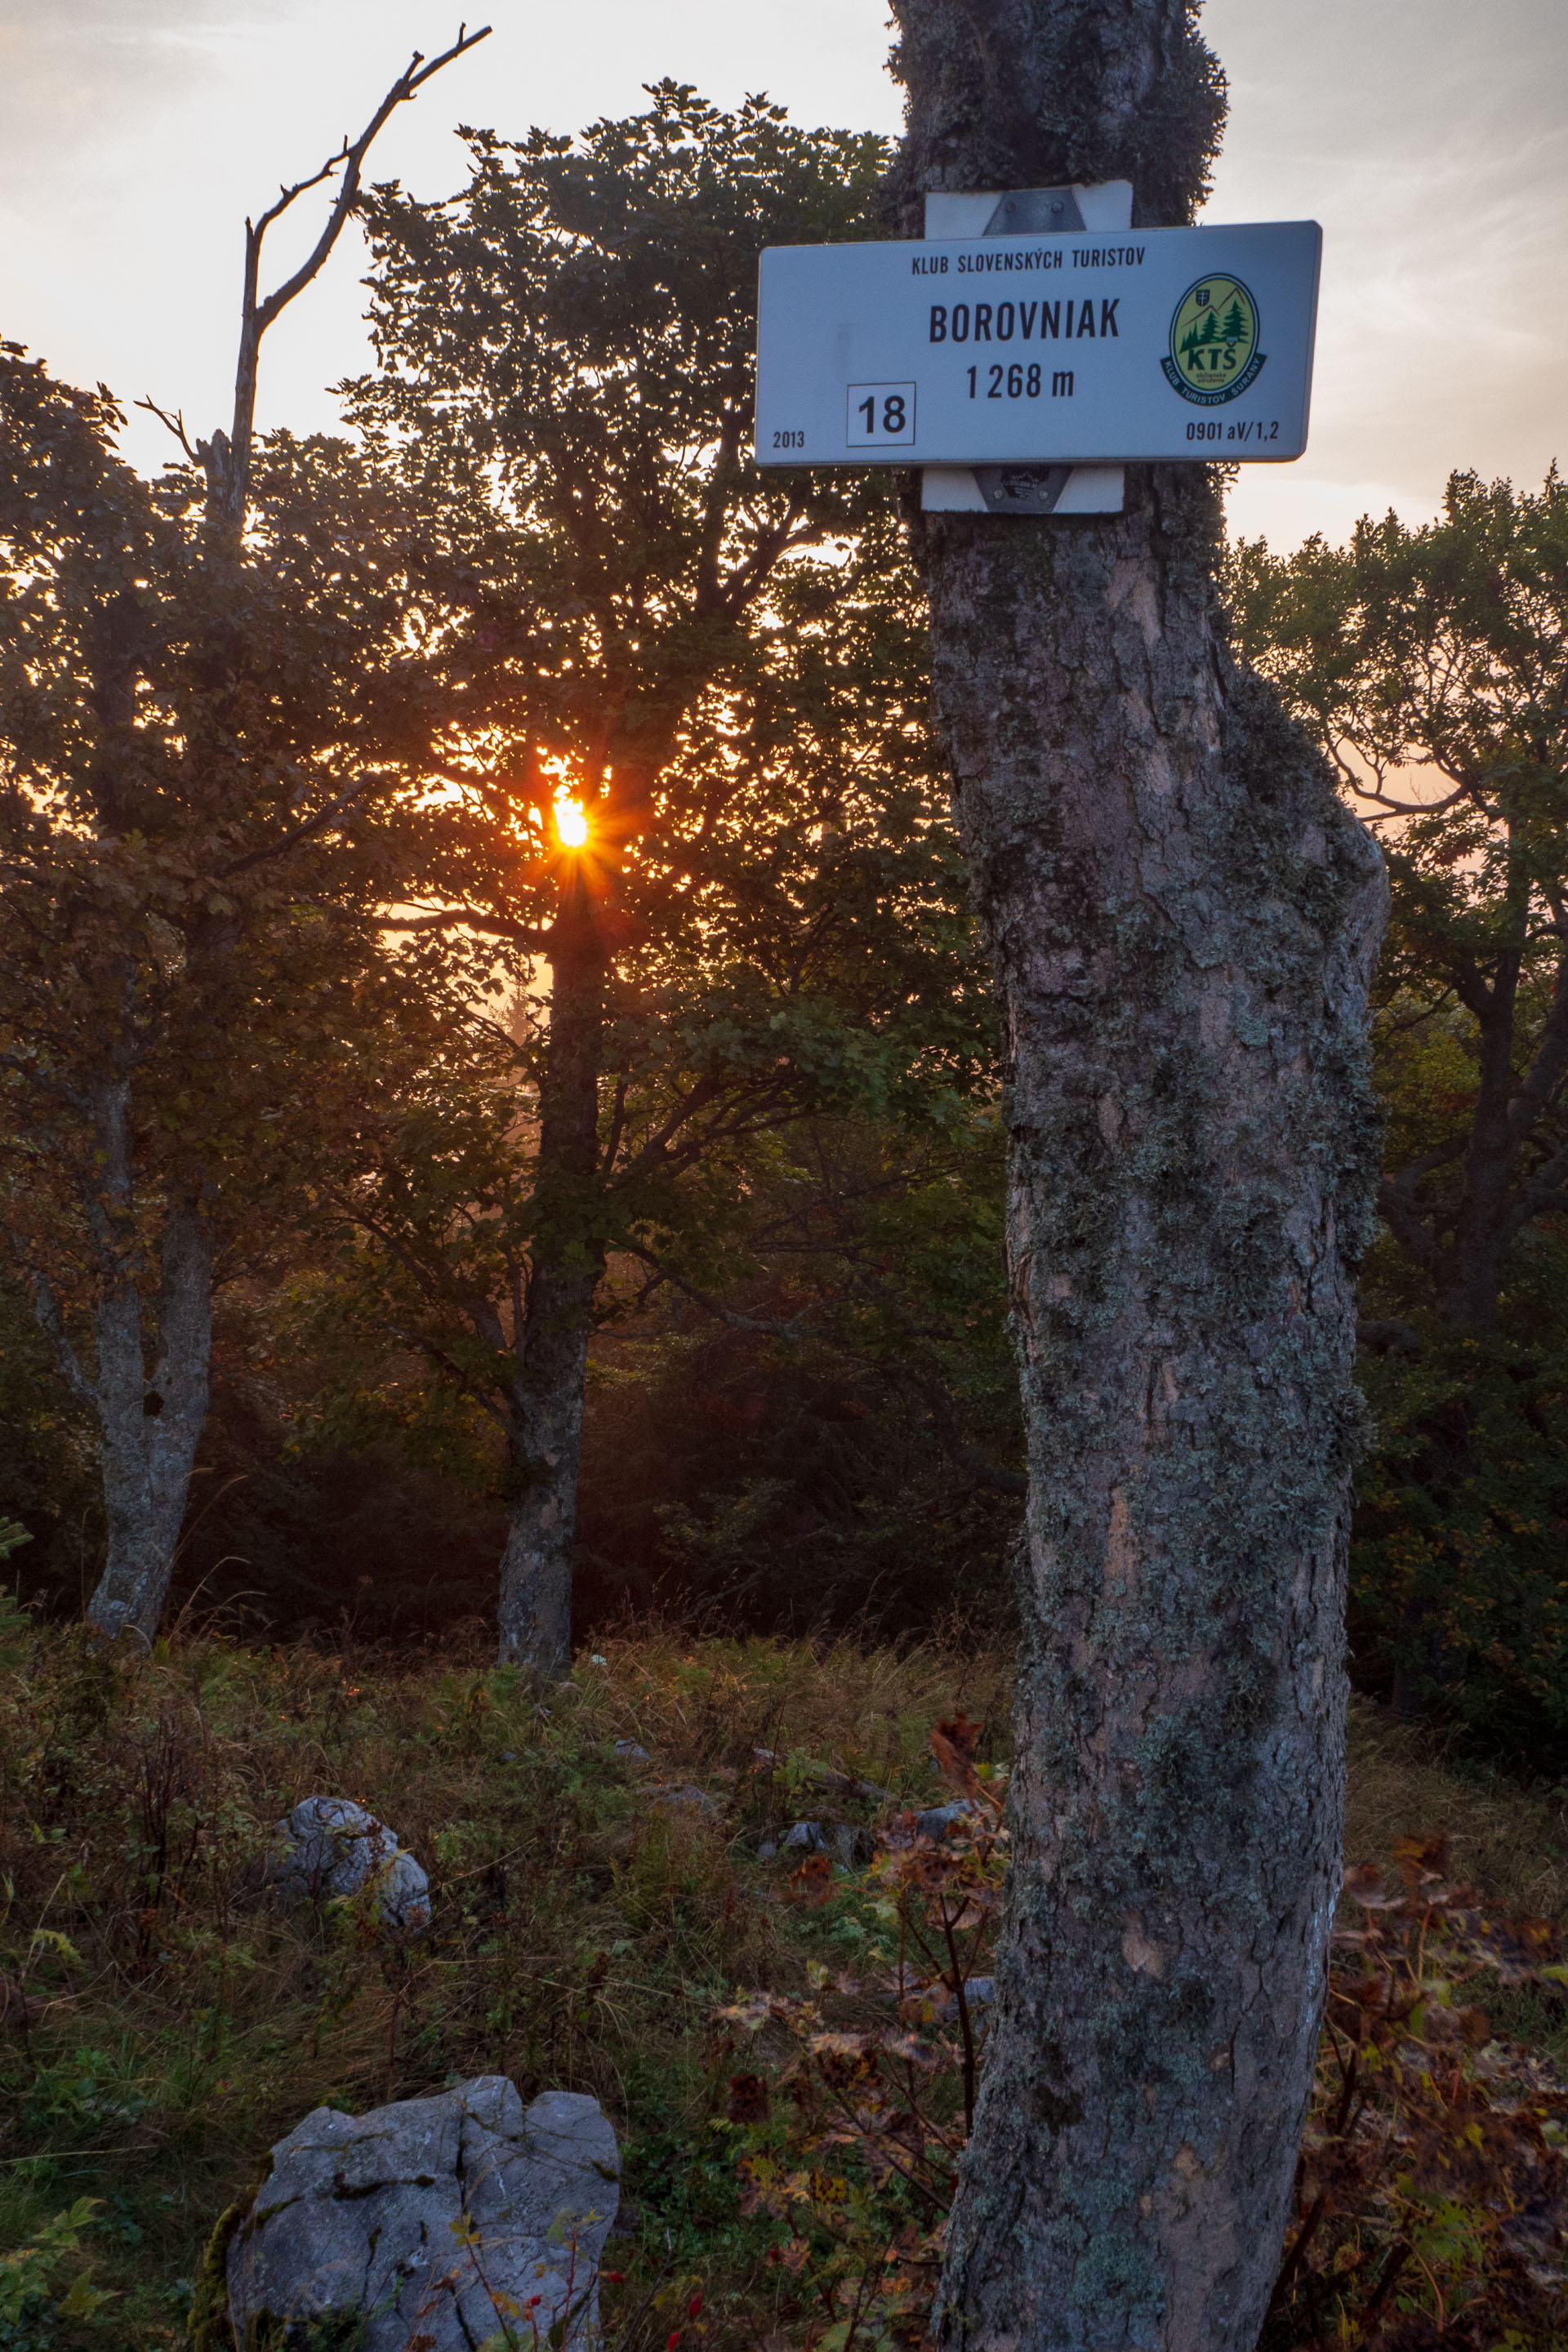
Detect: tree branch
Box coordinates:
(622, 1245, 820, 1341)
(1503, 958, 1568, 1152)
(895, 1364, 1027, 1495)
(381, 1318, 512, 1426)
(216, 777, 376, 879)
(133, 395, 199, 465)
(1376, 1139, 1467, 1270)
(376, 904, 546, 948)
(601, 1073, 630, 1178)
(201, 22, 492, 549)
(1356, 785, 1468, 821)
(20, 1264, 101, 1420)
(624, 1245, 1027, 1496)
(1356, 1317, 1421, 1357)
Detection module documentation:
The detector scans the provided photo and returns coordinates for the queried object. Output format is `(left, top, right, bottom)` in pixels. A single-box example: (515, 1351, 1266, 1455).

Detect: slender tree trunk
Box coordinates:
(1431, 1023, 1517, 1330)
(496, 869, 607, 1674)
(84, 1197, 213, 1643)
(1417, 978, 1517, 1330)
(890, 7, 1388, 2345)
(497, 1261, 600, 1675)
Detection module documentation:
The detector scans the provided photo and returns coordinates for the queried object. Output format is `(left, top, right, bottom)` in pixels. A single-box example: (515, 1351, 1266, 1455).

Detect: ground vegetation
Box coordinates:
(1, 1624, 1565, 2351)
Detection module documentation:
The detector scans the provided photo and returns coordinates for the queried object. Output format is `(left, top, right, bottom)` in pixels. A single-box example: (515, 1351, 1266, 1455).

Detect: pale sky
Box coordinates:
(2, 0, 1563, 551)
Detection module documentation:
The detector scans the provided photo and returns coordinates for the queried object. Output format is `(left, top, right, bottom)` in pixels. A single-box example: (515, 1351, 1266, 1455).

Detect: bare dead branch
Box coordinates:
(248, 25, 493, 348)
(133, 395, 199, 464)
(203, 23, 492, 548)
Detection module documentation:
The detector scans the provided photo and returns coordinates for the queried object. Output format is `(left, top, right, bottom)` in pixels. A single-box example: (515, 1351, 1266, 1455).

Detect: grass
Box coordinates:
(1345, 1697, 1568, 2066)
(1344, 1701, 1568, 1916)
(1, 1621, 1564, 2348)
(0, 1623, 1004, 2348)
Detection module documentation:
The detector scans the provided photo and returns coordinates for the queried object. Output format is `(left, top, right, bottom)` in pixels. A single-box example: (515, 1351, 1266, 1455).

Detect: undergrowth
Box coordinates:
(0, 1615, 1003, 2349)
(2, 1613, 1568, 2348)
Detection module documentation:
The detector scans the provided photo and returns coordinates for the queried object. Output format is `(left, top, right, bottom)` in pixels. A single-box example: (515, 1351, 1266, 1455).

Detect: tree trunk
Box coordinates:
(1429, 1003, 1517, 1330)
(496, 867, 607, 1675)
(1385, 977, 1518, 1332)
(497, 1261, 599, 1675)
(890, 7, 1388, 2345)
(84, 1196, 213, 1643)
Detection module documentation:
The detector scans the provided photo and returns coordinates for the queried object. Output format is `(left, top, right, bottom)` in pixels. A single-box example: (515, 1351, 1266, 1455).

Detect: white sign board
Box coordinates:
(755, 220, 1321, 470)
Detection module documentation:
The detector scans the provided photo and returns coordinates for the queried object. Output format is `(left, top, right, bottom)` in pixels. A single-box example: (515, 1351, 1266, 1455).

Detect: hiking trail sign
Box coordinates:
(754, 185, 1321, 513)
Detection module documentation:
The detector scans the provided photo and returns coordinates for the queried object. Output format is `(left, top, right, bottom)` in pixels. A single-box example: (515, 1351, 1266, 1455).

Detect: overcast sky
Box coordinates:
(2, 0, 1562, 550)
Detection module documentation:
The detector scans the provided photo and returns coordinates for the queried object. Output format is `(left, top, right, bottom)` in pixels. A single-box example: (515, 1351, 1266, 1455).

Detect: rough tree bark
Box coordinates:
(888, 4, 1388, 2345)
(71, 1197, 213, 1644)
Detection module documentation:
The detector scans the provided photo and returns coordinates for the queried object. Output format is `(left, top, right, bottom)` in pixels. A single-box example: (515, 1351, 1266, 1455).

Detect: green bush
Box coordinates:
(0, 2201, 114, 2350)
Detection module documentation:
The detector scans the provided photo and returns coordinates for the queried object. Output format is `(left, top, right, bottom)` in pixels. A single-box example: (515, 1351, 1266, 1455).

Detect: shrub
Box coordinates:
(0, 2201, 114, 2351)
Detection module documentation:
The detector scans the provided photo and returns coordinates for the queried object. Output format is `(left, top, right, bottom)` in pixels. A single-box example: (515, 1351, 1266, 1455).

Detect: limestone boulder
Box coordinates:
(635, 1784, 717, 1815)
(262, 1797, 430, 1936)
(226, 2076, 619, 2352)
(776, 1820, 873, 1866)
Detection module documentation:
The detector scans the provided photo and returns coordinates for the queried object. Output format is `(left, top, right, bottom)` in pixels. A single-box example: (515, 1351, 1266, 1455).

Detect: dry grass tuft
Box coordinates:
(1344, 1697, 1568, 1918)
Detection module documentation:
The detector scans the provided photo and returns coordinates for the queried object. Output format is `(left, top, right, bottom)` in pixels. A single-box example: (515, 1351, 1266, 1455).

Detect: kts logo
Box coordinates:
(1162, 275, 1265, 405)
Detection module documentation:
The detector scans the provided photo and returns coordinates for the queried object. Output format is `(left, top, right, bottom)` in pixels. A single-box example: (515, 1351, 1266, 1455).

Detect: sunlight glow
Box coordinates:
(554, 790, 590, 849)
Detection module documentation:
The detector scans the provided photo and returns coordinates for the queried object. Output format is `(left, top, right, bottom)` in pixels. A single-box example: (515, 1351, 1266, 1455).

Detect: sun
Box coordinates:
(554, 789, 590, 849)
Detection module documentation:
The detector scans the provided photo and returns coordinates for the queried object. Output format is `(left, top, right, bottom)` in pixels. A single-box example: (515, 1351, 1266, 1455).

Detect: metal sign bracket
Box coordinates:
(920, 182, 1130, 516)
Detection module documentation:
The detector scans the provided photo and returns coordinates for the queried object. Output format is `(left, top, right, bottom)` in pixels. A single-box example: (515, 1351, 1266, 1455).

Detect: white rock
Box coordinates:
(226, 2077, 619, 2352)
(915, 1798, 983, 1842)
(639, 1783, 717, 1815)
(264, 1797, 430, 1936)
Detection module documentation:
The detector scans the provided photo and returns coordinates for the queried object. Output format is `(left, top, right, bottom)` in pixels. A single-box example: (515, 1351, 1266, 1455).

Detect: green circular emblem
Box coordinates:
(1161, 274, 1266, 406)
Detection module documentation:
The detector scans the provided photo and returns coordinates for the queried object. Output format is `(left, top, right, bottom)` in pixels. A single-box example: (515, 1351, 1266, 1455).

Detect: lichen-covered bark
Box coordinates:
(889, 5, 1388, 2345)
(496, 1261, 599, 1677)
(85, 1193, 213, 1644)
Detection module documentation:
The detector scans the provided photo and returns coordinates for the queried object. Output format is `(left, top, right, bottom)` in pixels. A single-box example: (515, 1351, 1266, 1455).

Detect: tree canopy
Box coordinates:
(311, 85, 998, 1668)
(1230, 467, 1568, 1330)
(0, 347, 443, 1637)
